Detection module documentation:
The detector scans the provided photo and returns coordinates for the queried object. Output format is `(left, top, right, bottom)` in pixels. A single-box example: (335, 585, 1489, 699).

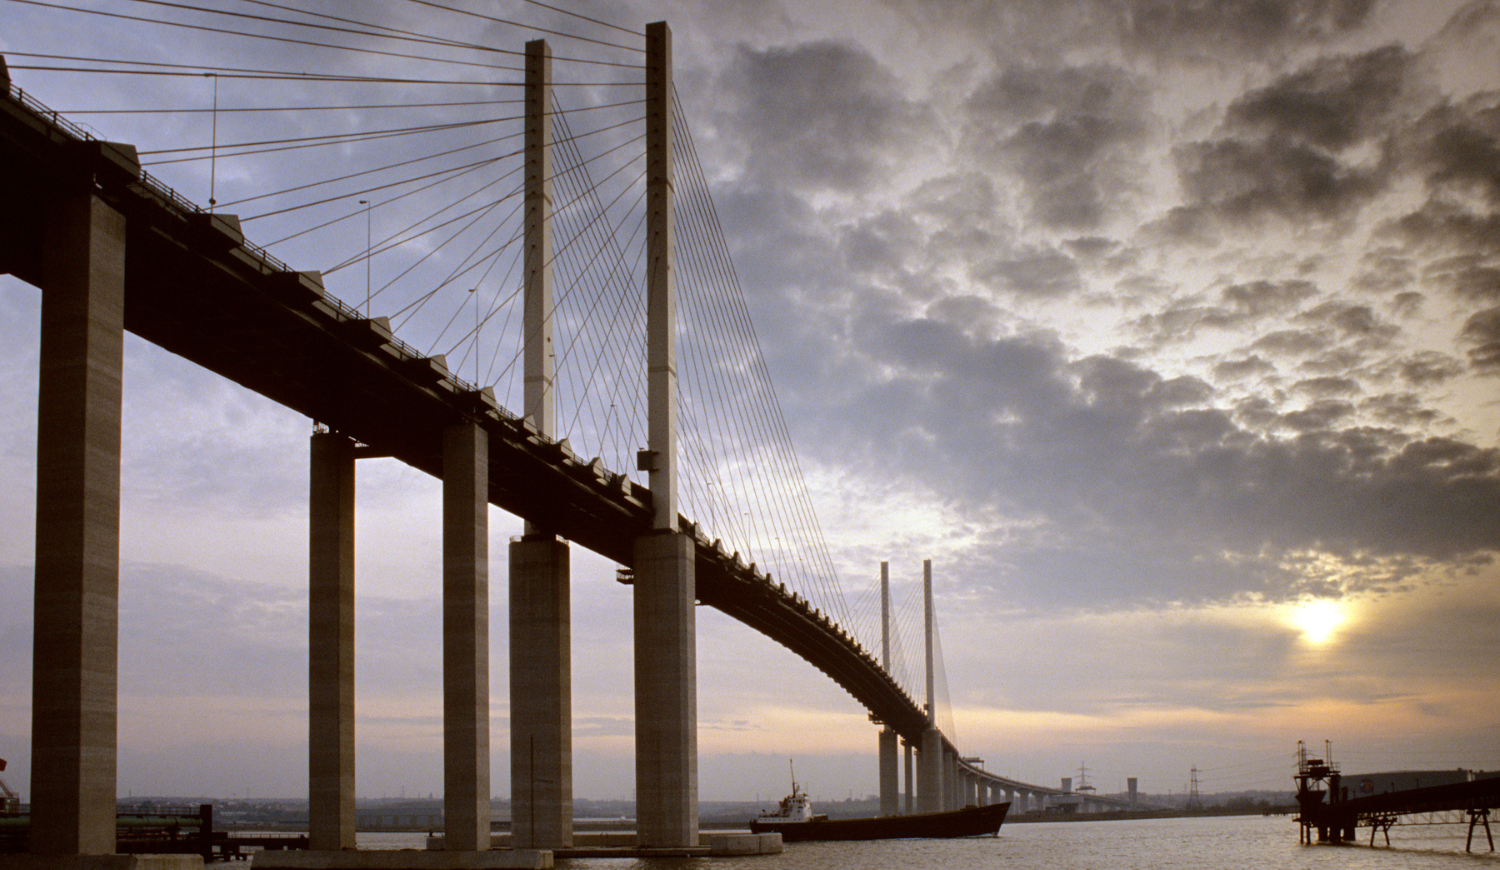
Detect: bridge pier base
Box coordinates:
(30, 192, 126, 857)
(633, 530, 697, 848)
(442, 423, 491, 852)
(509, 534, 573, 849)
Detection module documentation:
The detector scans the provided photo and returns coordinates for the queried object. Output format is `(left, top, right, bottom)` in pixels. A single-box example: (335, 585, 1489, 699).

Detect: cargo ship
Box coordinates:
(749, 777, 1007, 842)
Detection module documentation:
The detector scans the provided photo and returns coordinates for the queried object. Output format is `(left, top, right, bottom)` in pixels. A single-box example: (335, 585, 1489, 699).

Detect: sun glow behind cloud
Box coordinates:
(1287, 598, 1349, 645)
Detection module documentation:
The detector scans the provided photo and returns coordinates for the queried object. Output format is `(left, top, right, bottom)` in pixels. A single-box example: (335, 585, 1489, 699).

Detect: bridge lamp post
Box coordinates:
(469, 287, 481, 385)
(358, 199, 371, 316)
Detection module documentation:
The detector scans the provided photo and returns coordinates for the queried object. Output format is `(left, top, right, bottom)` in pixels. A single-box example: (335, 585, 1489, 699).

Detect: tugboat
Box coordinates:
(749, 765, 1007, 842)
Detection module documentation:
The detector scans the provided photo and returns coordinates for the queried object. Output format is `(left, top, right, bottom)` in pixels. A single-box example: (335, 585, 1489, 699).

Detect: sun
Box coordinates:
(1289, 599, 1347, 645)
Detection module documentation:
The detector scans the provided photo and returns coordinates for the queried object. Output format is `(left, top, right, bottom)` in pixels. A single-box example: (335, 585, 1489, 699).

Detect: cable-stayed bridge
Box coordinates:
(2, 8, 1079, 863)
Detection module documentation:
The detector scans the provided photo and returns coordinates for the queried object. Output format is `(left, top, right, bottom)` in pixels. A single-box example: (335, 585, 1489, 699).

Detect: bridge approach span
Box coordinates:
(0, 76, 937, 751)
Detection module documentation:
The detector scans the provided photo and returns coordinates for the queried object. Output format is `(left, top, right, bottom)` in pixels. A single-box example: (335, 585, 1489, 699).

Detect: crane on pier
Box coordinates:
(0, 758, 20, 816)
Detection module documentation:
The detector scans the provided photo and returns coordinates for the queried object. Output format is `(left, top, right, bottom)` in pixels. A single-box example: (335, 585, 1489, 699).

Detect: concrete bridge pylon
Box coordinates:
(633, 20, 699, 849)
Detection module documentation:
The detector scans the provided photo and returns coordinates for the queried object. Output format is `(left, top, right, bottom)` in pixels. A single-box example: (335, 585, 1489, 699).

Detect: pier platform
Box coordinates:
(253, 851, 550, 870)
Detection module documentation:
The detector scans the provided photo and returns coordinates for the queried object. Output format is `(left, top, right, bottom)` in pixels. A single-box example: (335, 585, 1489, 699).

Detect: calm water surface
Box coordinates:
(348, 815, 1500, 870)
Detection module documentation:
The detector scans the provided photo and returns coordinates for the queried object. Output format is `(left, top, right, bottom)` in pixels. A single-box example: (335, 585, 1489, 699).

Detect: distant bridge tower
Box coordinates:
(878, 562, 900, 816)
(917, 559, 946, 812)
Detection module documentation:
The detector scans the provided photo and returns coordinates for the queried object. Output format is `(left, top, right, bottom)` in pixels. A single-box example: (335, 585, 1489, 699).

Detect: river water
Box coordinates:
(346, 814, 1498, 869)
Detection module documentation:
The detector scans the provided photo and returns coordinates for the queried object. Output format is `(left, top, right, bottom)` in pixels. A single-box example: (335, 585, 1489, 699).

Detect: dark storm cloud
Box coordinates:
(1422, 255, 1500, 302)
(1360, 392, 1447, 428)
(1281, 398, 1355, 430)
(1164, 42, 1430, 230)
(1226, 45, 1413, 151)
(1390, 291, 1425, 318)
(1292, 375, 1360, 397)
(1296, 346, 1368, 376)
(1131, 278, 1330, 349)
(1223, 278, 1319, 315)
(1214, 355, 1277, 381)
(1408, 94, 1500, 204)
(714, 40, 935, 195)
(1460, 306, 1500, 370)
(969, 246, 1083, 297)
(1388, 350, 1465, 386)
(1175, 136, 1384, 224)
(1353, 249, 1416, 296)
(1122, 0, 1377, 61)
(1297, 300, 1400, 345)
(961, 63, 1151, 230)
(1386, 201, 1500, 256)
(1250, 327, 1333, 357)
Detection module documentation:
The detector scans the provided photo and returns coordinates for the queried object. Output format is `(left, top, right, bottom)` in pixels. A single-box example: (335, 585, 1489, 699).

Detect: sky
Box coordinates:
(1, 0, 1498, 805)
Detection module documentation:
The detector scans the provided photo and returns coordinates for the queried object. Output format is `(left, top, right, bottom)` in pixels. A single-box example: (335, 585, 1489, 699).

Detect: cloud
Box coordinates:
(1359, 392, 1448, 428)
(959, 62, 1153, 230)
(1226, 44, 1415, 151)
(795, 317, 1500, 609)
(1122, 0, 1378, 61)
(1460, 306, 1500, 370)
(1175, 136, 1385, 224)
(1408, 94, 1500, 205)
(1384, 350, 1465, 386)
(1214, 355, 1278, 381)
(1250, 328, 1335, 357)
(713, 40, 936, 196)
(970, 245, 1084, 298)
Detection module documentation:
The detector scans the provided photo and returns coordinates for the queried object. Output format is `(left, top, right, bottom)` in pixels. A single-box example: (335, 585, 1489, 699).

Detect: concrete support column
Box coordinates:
(309, 431, 356, 850)
(633, 530, 696, 848)
(31, 193, 126, 856)
(509, 535, 571, 849)
(1003, 787, 1014, 810)
(917, 730, 943, 813)
(878, 727, 898, 817)
(947, 751, 961, 810)
(442, 422, 489, 851)
(902, 742, 913, 815)
(963, 772, 976, 807)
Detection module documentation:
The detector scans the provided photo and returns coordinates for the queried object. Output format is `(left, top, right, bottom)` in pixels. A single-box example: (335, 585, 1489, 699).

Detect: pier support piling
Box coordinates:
(31, 193, 126, 857)
(633, 530, 697, 847)
(309, 431, 357, 850)
(879, 727, 899, 816)
(442, 422, 490, 851)
(509, 535, 572, 849)
(903, 742, 914, 815)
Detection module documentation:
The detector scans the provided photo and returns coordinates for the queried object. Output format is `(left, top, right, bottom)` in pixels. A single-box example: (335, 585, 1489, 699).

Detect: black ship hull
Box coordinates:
(750, 801, 1008, 842)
